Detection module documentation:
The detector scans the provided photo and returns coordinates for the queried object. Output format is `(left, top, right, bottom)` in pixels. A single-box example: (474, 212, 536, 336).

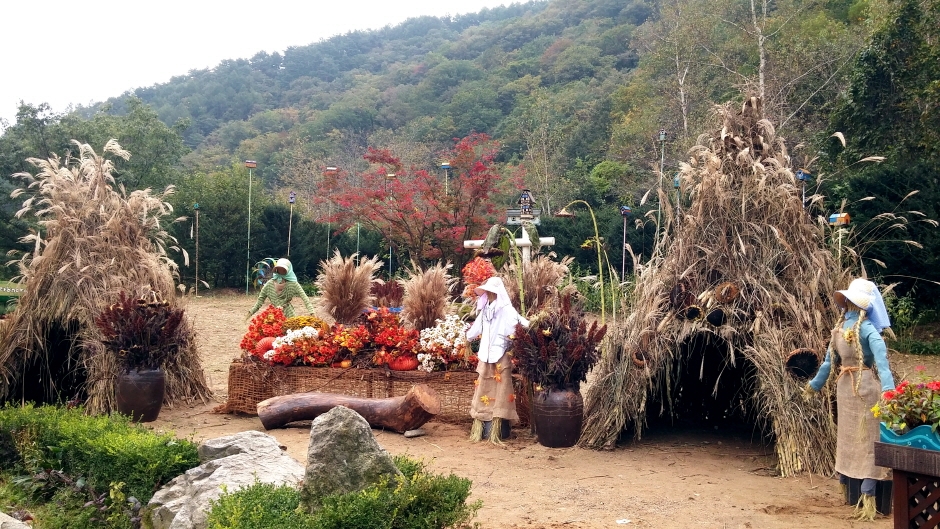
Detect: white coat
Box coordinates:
(466, 277, 529, 363)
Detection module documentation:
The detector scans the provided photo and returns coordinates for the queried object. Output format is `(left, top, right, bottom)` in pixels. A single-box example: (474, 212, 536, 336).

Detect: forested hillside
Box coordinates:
(1, 0, 937, 302)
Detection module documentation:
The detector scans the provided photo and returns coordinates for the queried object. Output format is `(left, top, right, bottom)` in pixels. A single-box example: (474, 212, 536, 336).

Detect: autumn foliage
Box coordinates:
(320, 133, 501, 267)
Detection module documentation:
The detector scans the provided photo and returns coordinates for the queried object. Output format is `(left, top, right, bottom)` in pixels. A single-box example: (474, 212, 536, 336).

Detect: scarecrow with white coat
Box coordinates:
(467, 276, 529, 442)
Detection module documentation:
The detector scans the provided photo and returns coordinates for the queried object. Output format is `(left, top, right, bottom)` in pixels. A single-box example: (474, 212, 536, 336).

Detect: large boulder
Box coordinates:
(299, 406, 403, 512)
(146, 431, 303, 529)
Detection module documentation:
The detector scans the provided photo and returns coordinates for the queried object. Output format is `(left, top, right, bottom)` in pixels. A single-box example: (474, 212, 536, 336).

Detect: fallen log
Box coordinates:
(257, 383, 441, 432)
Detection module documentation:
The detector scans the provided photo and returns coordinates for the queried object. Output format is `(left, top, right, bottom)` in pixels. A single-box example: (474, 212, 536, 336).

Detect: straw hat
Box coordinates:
(834, 278, 876, 310)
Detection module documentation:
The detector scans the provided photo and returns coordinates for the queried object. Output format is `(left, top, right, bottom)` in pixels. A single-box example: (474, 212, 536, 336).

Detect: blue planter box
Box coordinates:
(879, 423, 940, 451)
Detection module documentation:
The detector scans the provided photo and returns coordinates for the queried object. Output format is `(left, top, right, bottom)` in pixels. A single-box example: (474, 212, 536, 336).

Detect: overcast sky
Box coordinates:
(0, 0, 514, 125)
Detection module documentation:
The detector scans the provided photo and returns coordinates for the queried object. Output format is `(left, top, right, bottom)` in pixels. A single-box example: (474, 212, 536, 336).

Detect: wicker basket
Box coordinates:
(216, 358, 529, 425)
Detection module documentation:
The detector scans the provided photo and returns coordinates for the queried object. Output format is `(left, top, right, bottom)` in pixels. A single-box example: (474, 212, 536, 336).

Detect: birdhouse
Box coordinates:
(796, 168, 811, 181)
(828, 213, 850, 226)
(620, 205, 631, 217)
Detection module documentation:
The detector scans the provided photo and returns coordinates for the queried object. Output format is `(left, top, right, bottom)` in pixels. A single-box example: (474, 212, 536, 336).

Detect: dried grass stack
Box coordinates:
(400, 261, 457, 331)
(498, 254, 574, 316)
(315, 250, 382, 324)
(0, 140, 212, 413)
(581, 98, 847, 477)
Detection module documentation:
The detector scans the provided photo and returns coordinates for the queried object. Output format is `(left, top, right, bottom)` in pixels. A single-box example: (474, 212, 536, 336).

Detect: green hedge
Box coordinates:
(207, 456, 480, 529)
(0, 403, 199, 503)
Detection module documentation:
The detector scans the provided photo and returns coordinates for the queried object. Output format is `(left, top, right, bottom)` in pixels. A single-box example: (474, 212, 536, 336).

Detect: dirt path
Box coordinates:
(151, 290, 940, 528)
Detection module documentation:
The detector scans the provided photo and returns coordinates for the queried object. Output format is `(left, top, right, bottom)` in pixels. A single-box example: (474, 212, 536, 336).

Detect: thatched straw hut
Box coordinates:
(582, 99, 848, 477)
(0, 140, 212, 413)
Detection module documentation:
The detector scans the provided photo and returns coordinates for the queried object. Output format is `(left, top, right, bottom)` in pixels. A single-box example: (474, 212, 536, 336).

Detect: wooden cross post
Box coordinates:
(463, 228, 555, 268)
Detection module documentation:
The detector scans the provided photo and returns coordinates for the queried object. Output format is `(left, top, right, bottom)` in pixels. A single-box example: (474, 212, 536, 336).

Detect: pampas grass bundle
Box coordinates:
(400, 261, 457, 331)
(315, 250, 382, 324)
(498, 254, 573, 316)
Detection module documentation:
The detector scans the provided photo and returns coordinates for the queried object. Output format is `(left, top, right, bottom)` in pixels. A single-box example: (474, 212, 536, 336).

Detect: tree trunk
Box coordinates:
(256, 383, 441, 432)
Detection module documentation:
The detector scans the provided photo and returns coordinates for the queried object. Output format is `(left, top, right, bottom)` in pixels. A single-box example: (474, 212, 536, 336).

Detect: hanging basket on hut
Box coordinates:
(713, 282, 740, 304)
(631, 330, 656, 368)
(669, 280, 695, 310)
(784, 348, 820, 382)
(705, 308, 727, 327)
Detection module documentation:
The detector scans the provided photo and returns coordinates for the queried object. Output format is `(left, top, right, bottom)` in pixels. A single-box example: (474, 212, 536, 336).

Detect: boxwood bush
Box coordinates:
(207, 455, 480, 529)
(0, 403, 199, 502)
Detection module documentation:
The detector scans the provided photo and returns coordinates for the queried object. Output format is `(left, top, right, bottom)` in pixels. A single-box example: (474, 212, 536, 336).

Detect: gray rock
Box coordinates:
(0, 512, 31, 529)
(299, 406, 403, 512)
(146, 431, 303, 529)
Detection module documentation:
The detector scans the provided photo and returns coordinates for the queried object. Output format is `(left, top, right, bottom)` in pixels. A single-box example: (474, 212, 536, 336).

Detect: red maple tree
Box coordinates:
(320, 133, 501, 269)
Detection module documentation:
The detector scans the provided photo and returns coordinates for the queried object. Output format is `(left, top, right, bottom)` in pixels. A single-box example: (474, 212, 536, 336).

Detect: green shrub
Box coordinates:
(206, 482, 311, 529)
(0, 403, 199, 502)
(207, 456, 480, 529)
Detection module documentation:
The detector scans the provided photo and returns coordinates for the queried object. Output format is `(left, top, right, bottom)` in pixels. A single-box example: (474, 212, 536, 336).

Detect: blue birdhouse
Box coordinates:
(828, 213, 850, 226)
(796, 168, 811, 181)
(673, 173, 681, 189)
(620, 205, 631, 217)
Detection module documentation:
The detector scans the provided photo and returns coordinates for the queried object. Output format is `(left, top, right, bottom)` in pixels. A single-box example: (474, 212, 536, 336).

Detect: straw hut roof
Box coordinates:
(0, 140, 211, 413)
(581, 98, 848, 476)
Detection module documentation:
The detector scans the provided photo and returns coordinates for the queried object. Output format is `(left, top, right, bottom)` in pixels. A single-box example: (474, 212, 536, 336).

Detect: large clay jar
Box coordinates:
(532, 385, 583, 448)
(388, 354, 419, 371)
(115, 368, 166, 422)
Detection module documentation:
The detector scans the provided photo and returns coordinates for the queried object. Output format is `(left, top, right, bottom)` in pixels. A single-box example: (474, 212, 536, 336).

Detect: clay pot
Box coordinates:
(388, 354, 419, 371)
(532, 385, 583, 448)
(115, 368, 165, 422)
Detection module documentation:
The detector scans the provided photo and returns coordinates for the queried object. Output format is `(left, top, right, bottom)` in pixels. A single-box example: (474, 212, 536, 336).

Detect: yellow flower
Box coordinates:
(494, 372, 502, 382)
(480, 395, 492, 406)
(871, 403, 880, 418)
(542, 329, 552, 336)
(843, 328, 855, 343)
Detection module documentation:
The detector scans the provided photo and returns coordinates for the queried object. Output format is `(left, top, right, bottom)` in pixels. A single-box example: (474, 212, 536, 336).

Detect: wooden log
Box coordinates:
(257, 383, 441, 432)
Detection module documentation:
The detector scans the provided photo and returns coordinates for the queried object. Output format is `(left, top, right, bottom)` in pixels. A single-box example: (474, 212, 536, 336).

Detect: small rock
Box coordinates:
(404, 429, 426, 438)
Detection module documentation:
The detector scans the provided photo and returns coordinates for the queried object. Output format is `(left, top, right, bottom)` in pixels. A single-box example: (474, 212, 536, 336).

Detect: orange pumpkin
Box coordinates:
(255, 336, 277, 353)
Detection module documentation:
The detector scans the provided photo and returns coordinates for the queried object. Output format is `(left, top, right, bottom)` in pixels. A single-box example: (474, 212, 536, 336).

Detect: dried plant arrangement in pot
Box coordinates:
(512, 292, 607, 447)
(95, 290, 185, 421)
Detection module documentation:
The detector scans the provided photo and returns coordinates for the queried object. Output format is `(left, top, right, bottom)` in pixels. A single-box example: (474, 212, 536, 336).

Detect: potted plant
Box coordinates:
(512, 293, 607, 447)
(95, 291, 185, 422)
(872, 366, 940, 450)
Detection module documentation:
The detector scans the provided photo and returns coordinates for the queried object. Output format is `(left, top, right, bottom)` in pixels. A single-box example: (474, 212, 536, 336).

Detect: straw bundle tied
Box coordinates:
(315, 250, 382, 324)
(400, 261, 458, 331)
(0, 140, 212, 413)
(581, 98, 848, 476)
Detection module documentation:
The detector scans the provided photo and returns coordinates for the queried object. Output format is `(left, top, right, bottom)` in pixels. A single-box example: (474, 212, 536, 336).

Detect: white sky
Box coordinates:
(0, 0, 514, 125)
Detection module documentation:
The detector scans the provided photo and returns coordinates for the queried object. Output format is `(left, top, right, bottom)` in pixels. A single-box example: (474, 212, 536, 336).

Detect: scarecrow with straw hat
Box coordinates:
(466, 276, 529, 443)
(804, 278, 894, 521)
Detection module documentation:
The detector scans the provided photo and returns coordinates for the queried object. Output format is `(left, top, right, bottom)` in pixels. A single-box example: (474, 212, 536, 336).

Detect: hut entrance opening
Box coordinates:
(15, 319, 87, 405)
(645, 332, 770, 441)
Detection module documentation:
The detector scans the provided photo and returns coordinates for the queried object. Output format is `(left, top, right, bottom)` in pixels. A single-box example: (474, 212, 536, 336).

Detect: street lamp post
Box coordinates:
(555, 200, 606, 324)
(245, 160, 257, 295)
(194, 202, 200, 297)
(796, 168, 811, 210)
(325, 167, 337, 259)
(287, 191, 296, 256)
(441, 161, 451, 196)
(620, 205, 631, 280)
(656, 128, 666, 251)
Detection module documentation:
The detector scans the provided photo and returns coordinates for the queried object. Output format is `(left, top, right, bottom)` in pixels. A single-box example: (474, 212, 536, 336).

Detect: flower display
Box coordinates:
(418, 315, 472, 372)
(240, 306, 286, 354)
(240, 305, 430, 369)
(265, 326, 322, 366)
(872, 366, 940, 434)
(461, 257, 496, 300)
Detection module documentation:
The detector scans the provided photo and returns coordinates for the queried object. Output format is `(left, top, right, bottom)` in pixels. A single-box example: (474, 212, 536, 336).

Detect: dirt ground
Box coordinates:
(150, 290, 940, 529)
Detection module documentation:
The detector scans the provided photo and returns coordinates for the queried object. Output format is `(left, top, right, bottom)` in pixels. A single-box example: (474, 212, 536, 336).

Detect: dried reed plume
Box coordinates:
(315, 250, 382, 323)
(0, 140, 211, 413)
(581, 98, 846, 477)
(499, 254, 574, 316)
(400, 261, 457, 331)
